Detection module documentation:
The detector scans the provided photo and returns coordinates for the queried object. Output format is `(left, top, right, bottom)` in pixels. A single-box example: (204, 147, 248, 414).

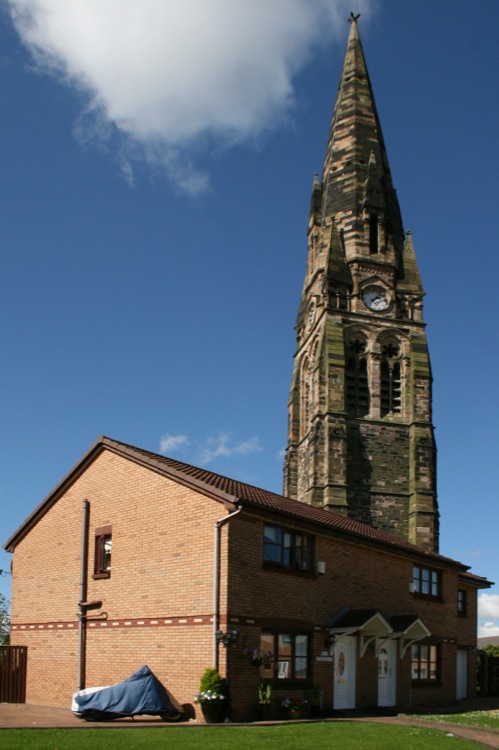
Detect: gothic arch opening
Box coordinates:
(369, 214, 379, 254)
(380, 341, 402, 416)
(300, 357, 312, 437)
(346, 336, 370, 416)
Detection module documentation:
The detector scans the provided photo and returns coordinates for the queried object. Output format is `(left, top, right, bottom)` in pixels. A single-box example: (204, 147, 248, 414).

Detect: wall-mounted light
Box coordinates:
(215, 628, 239, 648)
(325, 633, 336, 651)
(408, 581, 415, 593)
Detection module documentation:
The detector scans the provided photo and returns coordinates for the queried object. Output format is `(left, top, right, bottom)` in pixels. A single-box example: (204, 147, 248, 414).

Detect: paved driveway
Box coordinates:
(0, 703, 178, 728)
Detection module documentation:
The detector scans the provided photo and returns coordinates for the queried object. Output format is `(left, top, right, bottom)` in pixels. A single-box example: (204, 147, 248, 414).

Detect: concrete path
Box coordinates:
(0, 703, 175, 728)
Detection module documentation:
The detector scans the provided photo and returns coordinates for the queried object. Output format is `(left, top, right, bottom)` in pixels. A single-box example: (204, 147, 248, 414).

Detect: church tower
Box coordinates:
(284, 16, 439, 551)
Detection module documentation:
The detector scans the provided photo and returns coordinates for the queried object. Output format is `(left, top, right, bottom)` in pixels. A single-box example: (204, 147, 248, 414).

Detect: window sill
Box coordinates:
(263, 562, 315, 578)
(92, 572, 111, 580)
(411, 681, 441, 687)
(271, 678, 312, 689)
(412, 592, 443, 603)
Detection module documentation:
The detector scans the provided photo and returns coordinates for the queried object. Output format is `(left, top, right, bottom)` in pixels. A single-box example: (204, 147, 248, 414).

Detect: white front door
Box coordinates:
(333, 636, 356, 709)
(456, 650, 468, 700)
(378, 640, 396, 706)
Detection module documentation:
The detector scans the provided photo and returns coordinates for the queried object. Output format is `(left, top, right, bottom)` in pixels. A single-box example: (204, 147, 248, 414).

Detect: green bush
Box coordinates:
(199, 668, 224, 695)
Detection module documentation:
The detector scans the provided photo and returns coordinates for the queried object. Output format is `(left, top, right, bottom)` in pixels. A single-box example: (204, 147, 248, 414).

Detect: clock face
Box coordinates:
(362, 286, 389, 311)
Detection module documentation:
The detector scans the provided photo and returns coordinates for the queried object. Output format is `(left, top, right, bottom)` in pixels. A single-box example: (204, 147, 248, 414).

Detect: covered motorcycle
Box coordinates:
(72, 664, 183, 721)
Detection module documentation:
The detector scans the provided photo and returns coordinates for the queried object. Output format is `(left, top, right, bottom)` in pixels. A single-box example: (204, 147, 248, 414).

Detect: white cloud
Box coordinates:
(6, 0, 372, 191)
(199, 432, 262, 464)
(159, 433, 189, 454)
(478, 594, 499, 621)
(467, 549, 483, 560)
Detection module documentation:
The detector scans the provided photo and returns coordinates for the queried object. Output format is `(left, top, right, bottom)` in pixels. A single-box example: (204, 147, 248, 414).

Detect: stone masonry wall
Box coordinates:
(346, 420, 410, 537)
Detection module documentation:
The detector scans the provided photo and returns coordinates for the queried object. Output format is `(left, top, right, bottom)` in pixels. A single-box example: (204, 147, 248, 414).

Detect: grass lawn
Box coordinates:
(414, 709, 499, 730)
(0, 723, 484, 750)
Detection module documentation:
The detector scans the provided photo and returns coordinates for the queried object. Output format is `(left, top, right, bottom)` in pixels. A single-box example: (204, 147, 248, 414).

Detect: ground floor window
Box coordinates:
(260, 631, 309, 682)
(411, 643, 439, 682)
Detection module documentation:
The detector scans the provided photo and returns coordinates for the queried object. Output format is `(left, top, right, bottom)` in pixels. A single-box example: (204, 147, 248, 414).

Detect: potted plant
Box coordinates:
(256, 681, 272, 720)
(305, 685, 322, 717)
(281, 696, 307, 719)
(194, 668, 225, 723)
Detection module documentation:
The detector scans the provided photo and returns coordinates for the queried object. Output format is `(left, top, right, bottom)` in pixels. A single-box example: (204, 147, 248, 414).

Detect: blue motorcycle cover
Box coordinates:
(73, 665, 182, 720)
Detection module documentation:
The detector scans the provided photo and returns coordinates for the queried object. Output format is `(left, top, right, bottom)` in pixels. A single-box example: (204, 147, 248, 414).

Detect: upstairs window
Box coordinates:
(381, 342, 401, 416)
(413, 564, 440, 598)
(94, 525, 112, 579)
(263, 525, 312, 572)
(457, 589, 468, 617)
(346, 338, 369, 416)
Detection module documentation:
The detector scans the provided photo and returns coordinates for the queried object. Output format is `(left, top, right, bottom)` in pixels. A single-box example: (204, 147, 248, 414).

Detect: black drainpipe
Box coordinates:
(213, 505, 242, 671)
(77, 499, 90, 691)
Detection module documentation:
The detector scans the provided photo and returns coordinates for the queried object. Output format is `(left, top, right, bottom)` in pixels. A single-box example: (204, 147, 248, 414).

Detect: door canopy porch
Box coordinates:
(326, 609, 430, 658)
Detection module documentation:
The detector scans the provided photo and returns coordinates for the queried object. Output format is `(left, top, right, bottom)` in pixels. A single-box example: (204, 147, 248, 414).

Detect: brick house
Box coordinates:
(4, 436, 490, 718)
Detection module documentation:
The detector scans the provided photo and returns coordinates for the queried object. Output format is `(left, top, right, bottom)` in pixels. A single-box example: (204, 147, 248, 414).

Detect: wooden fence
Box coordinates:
(477, 653, 499, 696)
(0, 646, 27, 703)
(486, 656, 499, 695)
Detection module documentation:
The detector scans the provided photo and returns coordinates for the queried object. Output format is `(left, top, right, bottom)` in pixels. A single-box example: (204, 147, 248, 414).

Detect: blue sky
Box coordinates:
(1, 0, 498, 636)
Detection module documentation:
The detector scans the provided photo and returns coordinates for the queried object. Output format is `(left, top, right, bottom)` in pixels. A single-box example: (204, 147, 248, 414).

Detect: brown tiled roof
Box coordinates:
(99, 437, 470, 571)
(459, 570, 493, 587)
(1, 435, 491, 584)
(387, 614, 422, 632)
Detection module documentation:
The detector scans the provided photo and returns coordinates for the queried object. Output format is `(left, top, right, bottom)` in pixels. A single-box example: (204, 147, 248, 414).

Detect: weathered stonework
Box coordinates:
(284, 19, 439, 551)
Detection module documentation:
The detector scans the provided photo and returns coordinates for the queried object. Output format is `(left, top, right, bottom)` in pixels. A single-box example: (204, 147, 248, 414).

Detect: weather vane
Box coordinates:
(349, 12, 361, 23)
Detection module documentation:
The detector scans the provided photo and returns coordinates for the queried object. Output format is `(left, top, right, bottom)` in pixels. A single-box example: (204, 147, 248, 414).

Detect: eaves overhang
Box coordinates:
(3, 435, 239, 552)
(238, 496, 471, 575)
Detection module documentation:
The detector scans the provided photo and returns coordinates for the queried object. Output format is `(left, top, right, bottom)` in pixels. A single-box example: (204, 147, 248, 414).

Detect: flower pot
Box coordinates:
(257, 703, 272, 721)
(201, 701, 224, 724)
(249, 658, 264, 667)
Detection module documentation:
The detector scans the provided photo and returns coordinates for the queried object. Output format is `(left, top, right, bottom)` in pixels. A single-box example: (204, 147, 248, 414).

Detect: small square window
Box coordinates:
(263, 524, 312, 571)
(413, 564, 440, 598)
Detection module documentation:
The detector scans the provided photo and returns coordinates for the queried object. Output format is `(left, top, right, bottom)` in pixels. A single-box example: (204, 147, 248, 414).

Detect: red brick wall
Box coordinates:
(226, 512, 477, 717)
(9, 449, 479, 717)
(10, 450, 230, 713)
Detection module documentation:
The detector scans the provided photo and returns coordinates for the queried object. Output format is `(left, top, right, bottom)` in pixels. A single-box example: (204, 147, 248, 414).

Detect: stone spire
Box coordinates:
(321, 15, 404, 265)
(284, 17, 439, 552)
